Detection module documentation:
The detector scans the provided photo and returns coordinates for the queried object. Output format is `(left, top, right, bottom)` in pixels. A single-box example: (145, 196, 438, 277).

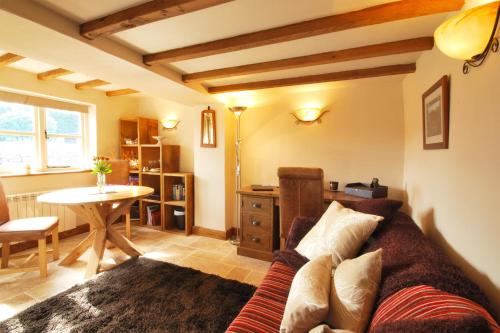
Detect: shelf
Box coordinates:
(121, 144, 138, 148)
(140, 144, 161, 148)
(163, 172, 194, 177)
(142, 172, 161, 176)
(164, 200, 186, 207)
(142, 198, 161, 204)
(129, 170, 139, 174)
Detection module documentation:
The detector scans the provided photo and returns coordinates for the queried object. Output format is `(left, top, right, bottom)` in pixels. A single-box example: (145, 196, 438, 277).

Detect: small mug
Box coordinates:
(329, 181, 339, 192)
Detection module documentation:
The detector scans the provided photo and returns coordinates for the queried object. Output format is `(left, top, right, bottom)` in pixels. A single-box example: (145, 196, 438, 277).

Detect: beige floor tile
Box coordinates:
(244, 270, 268, 286)
(0, 293, 38, 321)
(225, 267, 251, 282)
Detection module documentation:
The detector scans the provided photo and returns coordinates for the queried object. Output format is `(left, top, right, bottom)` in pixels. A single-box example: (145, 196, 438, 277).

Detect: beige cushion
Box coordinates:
(327, 249, 383, 333)
(295, 201, 383, 266)
(280, 255, 332, 333)
(309, 324, 354, 333)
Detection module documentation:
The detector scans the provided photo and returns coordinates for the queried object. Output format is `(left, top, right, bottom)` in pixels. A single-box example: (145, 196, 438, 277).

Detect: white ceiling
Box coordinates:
(2, 0, 471, 102)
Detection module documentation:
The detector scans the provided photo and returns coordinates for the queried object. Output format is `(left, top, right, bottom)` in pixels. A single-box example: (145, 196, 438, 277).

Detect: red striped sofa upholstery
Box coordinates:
(227, 210, 499, 333)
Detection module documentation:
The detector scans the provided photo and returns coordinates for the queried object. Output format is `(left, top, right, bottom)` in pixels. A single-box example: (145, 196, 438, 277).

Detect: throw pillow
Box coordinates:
(327, 249, 383, 333)
(280, 255, 332, 333)
(295, 201, 383, 266)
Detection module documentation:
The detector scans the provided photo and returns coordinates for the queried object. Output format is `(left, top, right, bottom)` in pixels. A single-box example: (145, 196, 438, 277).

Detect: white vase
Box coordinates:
(97, 173, 106, 193)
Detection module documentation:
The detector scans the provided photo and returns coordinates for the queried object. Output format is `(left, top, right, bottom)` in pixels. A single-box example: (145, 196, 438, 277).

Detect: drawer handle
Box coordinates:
(251, 202, 262, 209)
(251, 220, 260, 226)
(251, 237, 261, 243)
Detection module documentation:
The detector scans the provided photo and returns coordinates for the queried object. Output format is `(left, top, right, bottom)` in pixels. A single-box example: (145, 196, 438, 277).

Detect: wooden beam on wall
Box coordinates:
(80, 0, 234, 39)
(144, 0, 463, 64)
(75, 79, 110, 90)
(0, 53, 24, 67)
(106, 88, 138, 97)
(183, 37, 433, 82)
(37, 68, 73, 80)
(207, 63, 417, 94)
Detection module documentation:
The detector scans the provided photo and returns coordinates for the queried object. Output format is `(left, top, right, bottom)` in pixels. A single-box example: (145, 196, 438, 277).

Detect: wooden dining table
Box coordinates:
(37, 185, 154, 278)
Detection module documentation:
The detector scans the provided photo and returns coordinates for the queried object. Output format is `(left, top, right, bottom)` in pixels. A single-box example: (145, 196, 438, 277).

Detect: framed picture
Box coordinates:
(200, 107, 216, 148)
(422, 75, 450, 150)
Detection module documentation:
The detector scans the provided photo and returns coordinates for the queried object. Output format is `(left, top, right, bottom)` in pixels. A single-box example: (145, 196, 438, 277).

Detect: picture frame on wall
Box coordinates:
(200, 107, 216, 148)
(422, 75, 450, 150)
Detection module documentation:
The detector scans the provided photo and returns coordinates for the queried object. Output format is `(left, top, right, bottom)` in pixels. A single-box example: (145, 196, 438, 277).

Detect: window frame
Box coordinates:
(0, 100, 90, 173)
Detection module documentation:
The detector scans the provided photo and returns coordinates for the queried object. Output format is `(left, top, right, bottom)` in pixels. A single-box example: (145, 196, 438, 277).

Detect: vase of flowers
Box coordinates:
(91, 156, 112, 193)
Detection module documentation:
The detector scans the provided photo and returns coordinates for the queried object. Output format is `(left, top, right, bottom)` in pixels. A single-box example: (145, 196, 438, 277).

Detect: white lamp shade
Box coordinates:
(435, 2, 499, 60)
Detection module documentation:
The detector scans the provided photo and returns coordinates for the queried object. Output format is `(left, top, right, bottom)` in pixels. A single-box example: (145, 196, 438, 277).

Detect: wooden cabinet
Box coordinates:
(237, 194, 279, 261)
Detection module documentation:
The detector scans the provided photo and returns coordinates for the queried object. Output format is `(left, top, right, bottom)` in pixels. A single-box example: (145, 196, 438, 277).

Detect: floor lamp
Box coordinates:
(229, 106, 247, 246)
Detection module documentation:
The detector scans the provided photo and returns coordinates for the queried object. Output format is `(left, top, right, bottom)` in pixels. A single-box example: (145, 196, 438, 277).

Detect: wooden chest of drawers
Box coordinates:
(237, 194, 279, 261)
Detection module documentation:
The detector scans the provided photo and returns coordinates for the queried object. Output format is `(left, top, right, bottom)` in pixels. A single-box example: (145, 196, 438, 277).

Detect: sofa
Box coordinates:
(227, 199, 499, 333)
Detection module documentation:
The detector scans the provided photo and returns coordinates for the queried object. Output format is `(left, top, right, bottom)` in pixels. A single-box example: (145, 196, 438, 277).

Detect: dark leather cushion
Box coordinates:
(351, 198, 403, 221)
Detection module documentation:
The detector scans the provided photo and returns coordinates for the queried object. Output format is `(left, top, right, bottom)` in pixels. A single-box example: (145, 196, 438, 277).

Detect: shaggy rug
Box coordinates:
(0, 257, 256, 333)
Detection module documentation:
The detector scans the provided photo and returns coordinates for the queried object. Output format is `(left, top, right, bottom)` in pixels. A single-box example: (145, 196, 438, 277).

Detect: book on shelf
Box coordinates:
(172, 184, 185, 201)
(146, 204, 161, 226)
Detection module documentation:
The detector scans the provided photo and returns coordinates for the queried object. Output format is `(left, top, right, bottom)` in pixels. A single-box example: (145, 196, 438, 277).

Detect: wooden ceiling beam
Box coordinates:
(183, 37, 433, 82)
(37, 68, 73, 80)
(0, 53, 24, 67)
(207, 63, 416, 94)
(75, 79, 110, 90)
(144, 0, 463, 64)
(106, 88, 139, 97)
(80, 0, 234, 39)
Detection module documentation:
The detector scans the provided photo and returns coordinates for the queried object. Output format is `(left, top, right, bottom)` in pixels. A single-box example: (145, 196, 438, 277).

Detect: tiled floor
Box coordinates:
(0, 223, 270, 321)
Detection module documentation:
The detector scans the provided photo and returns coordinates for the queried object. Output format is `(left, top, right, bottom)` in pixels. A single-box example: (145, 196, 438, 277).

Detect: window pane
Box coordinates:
(0, 135, 35, 168)
(0, 102, 35, 132)
(45, 108, 81, 135)
(46, 137, 83, 167)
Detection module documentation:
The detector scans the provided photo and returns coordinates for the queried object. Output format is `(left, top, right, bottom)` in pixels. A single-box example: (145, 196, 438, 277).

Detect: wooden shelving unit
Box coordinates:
(119, 117, 184, 230)
(163, 172, 194, 235)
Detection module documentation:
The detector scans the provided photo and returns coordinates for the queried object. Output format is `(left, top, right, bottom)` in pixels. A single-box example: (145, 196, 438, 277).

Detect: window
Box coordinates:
(0, 98, 89, 173)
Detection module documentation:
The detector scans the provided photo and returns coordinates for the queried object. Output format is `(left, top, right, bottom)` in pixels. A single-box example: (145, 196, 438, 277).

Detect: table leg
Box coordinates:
(107, 227, 143, 257)
(85, 228, 107, 279)
(59, 230, 95, 266)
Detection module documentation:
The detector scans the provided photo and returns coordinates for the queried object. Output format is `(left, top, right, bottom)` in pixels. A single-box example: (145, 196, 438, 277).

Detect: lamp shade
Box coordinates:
(291, 108, 328, 123)
(434, 2, 499, 60)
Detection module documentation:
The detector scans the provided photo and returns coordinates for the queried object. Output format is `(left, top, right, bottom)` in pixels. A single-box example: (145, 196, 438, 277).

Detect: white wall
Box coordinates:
(402, 47, 500, 317)
(193, 103, 230, 232)
(239, 77, 406, 199)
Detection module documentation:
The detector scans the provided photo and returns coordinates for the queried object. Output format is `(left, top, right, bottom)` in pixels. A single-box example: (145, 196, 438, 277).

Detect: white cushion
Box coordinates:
(280, 255, 332, 333)
(327, 249, 383, 333)
(295, 201, 383, 266)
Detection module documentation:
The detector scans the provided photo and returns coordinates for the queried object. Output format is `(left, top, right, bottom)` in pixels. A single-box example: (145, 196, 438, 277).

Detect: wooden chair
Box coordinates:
(107, 160, 132, 239)
(277, 167, 324, 249)
(0, 182, 59, 278)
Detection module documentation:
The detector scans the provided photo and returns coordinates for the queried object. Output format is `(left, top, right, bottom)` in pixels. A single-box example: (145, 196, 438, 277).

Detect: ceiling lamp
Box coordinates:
(434, 1, 500, 74)
(291, 108, 328, 124)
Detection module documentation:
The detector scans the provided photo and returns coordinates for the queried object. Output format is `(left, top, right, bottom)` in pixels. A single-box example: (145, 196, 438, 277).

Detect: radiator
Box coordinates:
(6, 191, 78, 232)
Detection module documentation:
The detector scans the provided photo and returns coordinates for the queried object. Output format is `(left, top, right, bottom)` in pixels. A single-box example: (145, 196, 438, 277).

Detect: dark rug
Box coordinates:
(0, 258, 256, 333)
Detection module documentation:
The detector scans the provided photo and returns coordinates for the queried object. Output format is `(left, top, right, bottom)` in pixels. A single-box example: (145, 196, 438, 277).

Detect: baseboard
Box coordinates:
(1, 224, 90, 256)
(192, 226, 234, 240)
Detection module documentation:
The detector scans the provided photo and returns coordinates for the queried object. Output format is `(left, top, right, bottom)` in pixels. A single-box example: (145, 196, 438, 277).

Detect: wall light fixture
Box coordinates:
(434, 1, 500, 74)
(162, 119, 180, 130)
(291, 108, 328, 124)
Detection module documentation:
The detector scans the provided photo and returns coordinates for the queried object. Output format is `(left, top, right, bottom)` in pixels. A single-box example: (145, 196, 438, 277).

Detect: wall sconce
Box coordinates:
(434, 1, 500, 74)
(291, 108, 328, 124)
(162, 119, 180, 130)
